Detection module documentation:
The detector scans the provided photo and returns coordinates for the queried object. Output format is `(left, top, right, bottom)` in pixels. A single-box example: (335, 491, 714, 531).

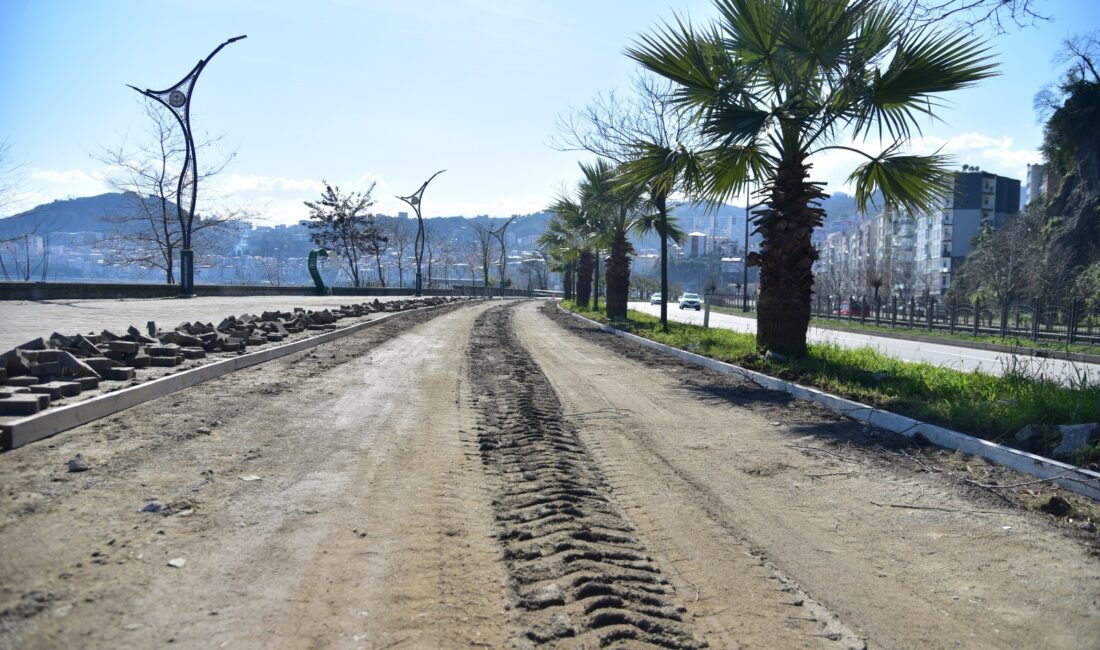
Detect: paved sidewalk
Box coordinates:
(0, 295, 406, 352)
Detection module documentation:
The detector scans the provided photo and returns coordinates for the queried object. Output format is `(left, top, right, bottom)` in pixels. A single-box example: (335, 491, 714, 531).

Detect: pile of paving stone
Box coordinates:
(0, 297, 470, 417)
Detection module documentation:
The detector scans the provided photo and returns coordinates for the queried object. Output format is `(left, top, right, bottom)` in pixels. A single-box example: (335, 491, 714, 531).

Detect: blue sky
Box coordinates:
(1, 0, 1096, 224)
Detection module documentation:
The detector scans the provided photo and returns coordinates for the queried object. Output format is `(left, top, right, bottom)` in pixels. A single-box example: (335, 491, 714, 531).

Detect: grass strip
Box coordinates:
(564, 300, 1100, 465)
(706, 304, 1100, 357)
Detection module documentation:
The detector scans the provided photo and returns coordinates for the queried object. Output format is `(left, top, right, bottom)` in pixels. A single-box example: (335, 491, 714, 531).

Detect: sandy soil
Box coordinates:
(0, 299, 1096, 649)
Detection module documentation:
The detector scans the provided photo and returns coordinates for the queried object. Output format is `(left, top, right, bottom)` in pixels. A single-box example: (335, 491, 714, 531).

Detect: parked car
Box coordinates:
(678, 292, 702, 311)
(650, 292, 663, 305)
(834, 300, 870, 317)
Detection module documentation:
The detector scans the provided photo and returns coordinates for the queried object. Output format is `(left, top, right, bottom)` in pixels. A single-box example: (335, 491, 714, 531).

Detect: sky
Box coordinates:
(1, 0, 1097, 225)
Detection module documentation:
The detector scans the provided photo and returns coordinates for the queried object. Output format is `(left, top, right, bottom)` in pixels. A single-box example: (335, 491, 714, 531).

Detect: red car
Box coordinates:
(836, 300, 870, 317)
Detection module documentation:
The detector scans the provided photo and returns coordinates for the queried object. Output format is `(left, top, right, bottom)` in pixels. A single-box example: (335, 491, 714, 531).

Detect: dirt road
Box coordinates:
(1, 300, 1097, 649)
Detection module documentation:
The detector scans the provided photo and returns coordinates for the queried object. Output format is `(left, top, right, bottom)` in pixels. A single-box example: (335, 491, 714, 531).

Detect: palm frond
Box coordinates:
(626, 17, 723, 109)
(846, 148, 954, 214)
(617, 141, 707, 198)
(713, 0, 780, 65)
(698, 144, 773, 204)
(846, 26, 998, 140)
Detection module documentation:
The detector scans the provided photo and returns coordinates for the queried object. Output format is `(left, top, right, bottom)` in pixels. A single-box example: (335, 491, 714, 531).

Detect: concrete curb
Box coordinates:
(561, 306, 1100, 501)
(1, 307, 419, 450)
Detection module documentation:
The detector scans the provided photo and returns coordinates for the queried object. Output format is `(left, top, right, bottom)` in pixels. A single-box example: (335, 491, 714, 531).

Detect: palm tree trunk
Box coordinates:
(576, 250, 594, 308)
(754, 157, 826, 358)
(563, 261, 574, 300)
(605, 233, 632, 319)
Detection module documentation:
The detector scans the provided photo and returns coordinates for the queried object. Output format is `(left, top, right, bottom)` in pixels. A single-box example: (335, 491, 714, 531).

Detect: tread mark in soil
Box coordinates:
(467, 304, 705, 649)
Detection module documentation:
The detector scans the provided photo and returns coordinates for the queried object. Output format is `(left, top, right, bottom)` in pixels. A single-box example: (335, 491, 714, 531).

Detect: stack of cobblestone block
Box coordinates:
(0, 297, 469, 416)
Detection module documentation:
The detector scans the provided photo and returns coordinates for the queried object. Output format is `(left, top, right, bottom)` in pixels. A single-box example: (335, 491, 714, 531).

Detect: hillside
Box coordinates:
(0, 192, 165, 239)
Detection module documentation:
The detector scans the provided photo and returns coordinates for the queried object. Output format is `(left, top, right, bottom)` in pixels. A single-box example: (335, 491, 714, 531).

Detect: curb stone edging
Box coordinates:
(560, 305, 1100, 501)
(0, 304, 446, 450)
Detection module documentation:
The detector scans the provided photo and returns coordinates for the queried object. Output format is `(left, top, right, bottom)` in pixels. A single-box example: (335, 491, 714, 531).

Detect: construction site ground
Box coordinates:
(0, 299, 1096, 649)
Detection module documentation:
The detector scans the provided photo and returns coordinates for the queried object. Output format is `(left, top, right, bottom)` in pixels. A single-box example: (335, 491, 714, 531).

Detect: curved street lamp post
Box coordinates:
(397, 170, 446, 297)
(490, 216, 517, 297)
(128, 35, 246, 297)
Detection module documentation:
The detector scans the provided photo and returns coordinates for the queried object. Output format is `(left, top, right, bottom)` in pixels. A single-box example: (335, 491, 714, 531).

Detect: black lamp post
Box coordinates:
(397, 170, 446, 297)
(742, 182, 751, 312)
(490, 216, 517, 297)
(128, 35, 246, 297)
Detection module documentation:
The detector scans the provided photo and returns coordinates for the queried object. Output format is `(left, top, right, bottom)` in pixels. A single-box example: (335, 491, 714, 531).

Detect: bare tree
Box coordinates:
(894, 0, 1049, 32)
(98, 100, 247, 284)
(304, 180, 385, 288)
(518, 251, 549, 291)
(388, 216, 413, 287)
(462, 242, 480, 286)
(0, 139, 25, 214)
(0, 233, 49, 282)
(553, 72, 698, 330)
(258, 256, 287, 286)
(470, 219, 497, 287)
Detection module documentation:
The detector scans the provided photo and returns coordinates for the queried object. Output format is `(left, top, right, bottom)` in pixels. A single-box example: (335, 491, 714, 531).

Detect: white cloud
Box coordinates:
(29, 168, 103, 186)
(913, 132, 1041, 176)
(215, 173, 325, 194)
(809, 131, 1041, 196)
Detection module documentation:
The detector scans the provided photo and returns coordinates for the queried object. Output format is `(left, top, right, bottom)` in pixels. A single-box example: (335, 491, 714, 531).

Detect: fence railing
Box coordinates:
(705, 293, 757, 313)
(702, 292, 1100, 346)
(811, 294, 1100, 345)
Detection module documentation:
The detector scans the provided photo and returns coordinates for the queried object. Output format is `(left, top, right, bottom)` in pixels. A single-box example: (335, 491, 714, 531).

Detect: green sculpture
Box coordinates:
(308, 248, 330, 294)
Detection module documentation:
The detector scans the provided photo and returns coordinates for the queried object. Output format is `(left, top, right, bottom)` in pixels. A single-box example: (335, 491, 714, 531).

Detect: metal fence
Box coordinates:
(703, 292, 1100, 346)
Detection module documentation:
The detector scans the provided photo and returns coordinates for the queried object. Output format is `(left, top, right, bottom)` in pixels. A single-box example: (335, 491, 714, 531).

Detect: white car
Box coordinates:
(649, 292, 663, 305)
(678, 292, 702, 310)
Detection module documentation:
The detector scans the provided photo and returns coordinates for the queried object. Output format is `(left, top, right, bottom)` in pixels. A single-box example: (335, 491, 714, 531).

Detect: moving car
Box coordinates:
(678, 292, 702, 311)
(650, 292, 663, 305)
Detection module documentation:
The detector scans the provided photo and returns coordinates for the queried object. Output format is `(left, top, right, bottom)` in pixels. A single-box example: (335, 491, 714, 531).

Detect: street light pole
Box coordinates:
(397, 170, 446, 297)
(128, 35, 246, 297)
(490, 216, 517, 297)
(742, 182, 751, 312)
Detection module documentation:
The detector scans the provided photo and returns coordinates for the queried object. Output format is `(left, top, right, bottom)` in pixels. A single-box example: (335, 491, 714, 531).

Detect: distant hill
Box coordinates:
(0, 192, 169, 239)
(2, 189, 874, 249)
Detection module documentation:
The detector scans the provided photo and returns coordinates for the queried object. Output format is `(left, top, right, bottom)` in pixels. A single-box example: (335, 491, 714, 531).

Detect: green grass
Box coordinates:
(705, 304, 1100, 357)
(564, 300, 1100, 464)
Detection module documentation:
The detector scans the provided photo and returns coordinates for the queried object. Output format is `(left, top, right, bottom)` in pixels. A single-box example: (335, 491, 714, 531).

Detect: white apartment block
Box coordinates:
(912, 170, 1020, 296)
(815, 170, 1020, 299)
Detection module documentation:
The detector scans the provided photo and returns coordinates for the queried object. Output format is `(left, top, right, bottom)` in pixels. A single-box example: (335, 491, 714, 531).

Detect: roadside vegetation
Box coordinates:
(562, 300, 1100, 464)
(705, 303, 1100, 357)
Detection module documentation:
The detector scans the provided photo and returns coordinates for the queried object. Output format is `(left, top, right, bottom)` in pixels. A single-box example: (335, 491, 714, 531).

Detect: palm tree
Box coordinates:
(583, 159, 688, 320)
(554, 73, 699, 332)
(537, 212, 584, 300)
(619, 142, 702, 331)
(545, 194, 596, 307)
(627, 0, 996, 356)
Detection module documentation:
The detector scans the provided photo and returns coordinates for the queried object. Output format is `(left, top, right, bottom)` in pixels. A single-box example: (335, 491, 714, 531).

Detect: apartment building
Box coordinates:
(1026, 163, 1047, 205)
(912, 170, 1020, 295)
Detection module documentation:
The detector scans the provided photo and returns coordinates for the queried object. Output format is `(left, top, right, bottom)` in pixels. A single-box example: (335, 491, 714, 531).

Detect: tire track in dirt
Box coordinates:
(467, 304, 705, 649)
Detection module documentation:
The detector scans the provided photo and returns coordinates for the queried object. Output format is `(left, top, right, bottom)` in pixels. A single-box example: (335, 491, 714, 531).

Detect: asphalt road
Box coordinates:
(630, 301, 1099, 386)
